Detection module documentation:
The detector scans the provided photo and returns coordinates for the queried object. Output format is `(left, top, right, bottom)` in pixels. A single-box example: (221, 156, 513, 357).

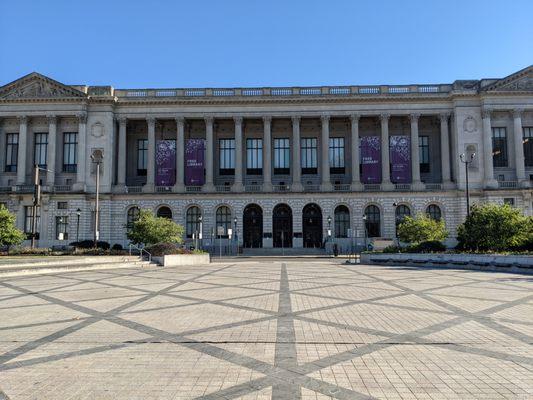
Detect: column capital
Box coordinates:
(408, 113, 420, 123)
(481, 108, 493, 119)
(233, 116, 243, 125)
(175, 116, 185, 126)
(146, 117, 156, 126)
(18, 115, 28, 124)
(291, 115, 300, 125)
(379, 113, 390, 122)
(439, 113, 451, 122)
(46, 114, 57, 125)
(349, 114, 361, 123)
(513, 108, 524, 119)
(77, 112, 87, 124)
(204, 116, 214, 125)
(116, 116, 127, 125)
(320, 114, 330, 124)
(262, 116, 272, 125)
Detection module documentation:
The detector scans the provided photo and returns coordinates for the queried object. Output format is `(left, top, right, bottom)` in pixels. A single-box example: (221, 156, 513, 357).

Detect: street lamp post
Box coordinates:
(327, 215, 332, 253)
(76, 208, 81, 242)
(233, 217, 238, 255)
(91, 151, 103, 249)
(197, 215, 203, 250)
(362, 214, 368, 251)
(460, 153, 476, 217)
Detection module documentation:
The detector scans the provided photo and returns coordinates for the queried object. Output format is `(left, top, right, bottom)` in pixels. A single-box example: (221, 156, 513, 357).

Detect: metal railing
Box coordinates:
(126, 186, 143, 193)
(216, 185, 231, 192)
(303, 184, 321, 192)
(16, 184, 34, 193)
(53, 185, 72, 193)
(425, 183, 443, 190)
(155, 186, 173, 193)
(129, 243, 152, 263)
(245, 184, 262, 192)
(0, 186, 13, 193)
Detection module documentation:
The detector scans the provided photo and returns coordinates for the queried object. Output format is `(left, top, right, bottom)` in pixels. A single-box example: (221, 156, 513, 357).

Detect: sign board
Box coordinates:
(155, 140, 176, 186)
(361, 136, 381, 183)
(227, 228, 233, 239)
(185, 139, 205, 185)
(390, 135, 411, 183)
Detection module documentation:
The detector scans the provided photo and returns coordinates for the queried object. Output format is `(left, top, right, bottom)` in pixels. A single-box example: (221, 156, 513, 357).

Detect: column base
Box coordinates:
(203, 183, 215, 193)
(292, 182, 303, 192)
(350, 182, 363, 191)
(382, 181, 394, 191)
(321, 182, 333, 192)
(411, 181, 425, 191)
(173, 183, 185, 193)
(142, 184, 155, 193)
(484, 179, 498, 189)
(232, 182, 244, 192)
(442, 181, 455, 190)
(72, 182, 86, 192)
(263, 182, 273, 192)
(519, 179, 531, 188)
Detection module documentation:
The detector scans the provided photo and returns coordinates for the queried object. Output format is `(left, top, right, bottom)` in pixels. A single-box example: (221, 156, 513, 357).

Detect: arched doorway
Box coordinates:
(272, 204, 292, 248)
(303, 203, 323, 248)
(156, 206, 172, 219)
(243, 204, 263, 248)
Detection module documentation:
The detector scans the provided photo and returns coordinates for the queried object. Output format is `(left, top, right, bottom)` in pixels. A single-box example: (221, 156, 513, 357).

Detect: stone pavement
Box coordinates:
(0, 259, 531, 399)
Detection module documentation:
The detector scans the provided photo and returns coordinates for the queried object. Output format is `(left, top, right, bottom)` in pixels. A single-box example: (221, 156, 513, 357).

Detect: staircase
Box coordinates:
(241, 247, 327, 257)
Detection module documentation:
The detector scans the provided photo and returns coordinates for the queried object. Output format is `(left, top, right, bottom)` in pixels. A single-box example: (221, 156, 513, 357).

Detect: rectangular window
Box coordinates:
(524, 127, 533, 167)
(492, 127, 508, 167)
(63, 132, 78, 173)
(419, 136, 430, 173)
(246, 138, 262, 175)
(34, 133, 48, 168)
(5, 133, 18, 172)
(24, 206, 40, 238)
(137, 139, 148, 176)
(329, 137, 345, 174)
(219, 139, 235, 175)
(57, 201, 68, 210)
(274, 138, 290, 175)
(301, 137, 317, 174)
(504, 198, 515, 206)
(55, 216, 69, 240)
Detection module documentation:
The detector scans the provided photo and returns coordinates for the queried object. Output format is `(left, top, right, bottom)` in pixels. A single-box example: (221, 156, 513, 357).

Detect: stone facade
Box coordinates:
(0, 67, 532, 249)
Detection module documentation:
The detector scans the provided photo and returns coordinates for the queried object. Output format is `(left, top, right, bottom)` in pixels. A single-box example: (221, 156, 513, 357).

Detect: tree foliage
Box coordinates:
(457, 203, 532, 251)
(127, 209, 184, 246)
(397, 214, 448, 244)
(0, 205, 25, 247)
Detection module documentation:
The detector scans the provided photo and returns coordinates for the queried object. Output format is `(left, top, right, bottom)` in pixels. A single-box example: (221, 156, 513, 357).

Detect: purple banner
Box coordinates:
(390, 136, 411, 183)
(361, 136, 381, 184)
(185, 139, 205, 186)
(156, 140, 176, 186)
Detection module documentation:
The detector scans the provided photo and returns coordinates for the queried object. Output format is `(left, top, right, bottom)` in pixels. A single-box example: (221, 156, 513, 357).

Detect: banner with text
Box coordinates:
(390, 135, 411, 183)
(185, 139, 205, 186)
(361, 136, 381, 184)
(155, 140, 176, 186)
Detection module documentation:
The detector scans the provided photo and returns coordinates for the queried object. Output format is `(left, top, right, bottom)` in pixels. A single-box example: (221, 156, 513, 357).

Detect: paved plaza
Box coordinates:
(0, 259, 532, 400)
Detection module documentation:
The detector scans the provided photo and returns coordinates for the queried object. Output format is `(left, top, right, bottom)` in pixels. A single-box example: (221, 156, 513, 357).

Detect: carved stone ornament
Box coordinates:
(90, 122, 104, 138)
(0, 73, 86, 99)
(463, 116, 477, 133)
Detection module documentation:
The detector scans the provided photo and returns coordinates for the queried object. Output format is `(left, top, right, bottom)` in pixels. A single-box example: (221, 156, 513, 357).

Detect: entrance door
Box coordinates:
(272, 204, 292, 248)
(303, 203, 323, 248)
(243, 204, 263, 248)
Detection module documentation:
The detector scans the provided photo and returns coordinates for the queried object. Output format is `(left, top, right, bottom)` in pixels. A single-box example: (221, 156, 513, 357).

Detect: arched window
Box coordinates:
(395, 205, 411, 236)
(426, 204, 442, 221)
(186, 206, 202, 238)
(156, 206, 172, 219)
(364, 205, 380, 238)
(334, 205, 350, 238)
(126, 206, 140, 231)
(216, 206, 231, 238)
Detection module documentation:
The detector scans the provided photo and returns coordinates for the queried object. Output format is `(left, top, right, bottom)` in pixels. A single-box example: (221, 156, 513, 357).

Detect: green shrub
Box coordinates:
(8, 246, 51, 256)
(146, 242, 191, 256)
(382, 244, 403, 253)
(397, 214, 448, 245)
(0, 205, 25, 249)
(457, 203, 531, 252)
(407, 240, 446, 253)
(127, 210, 184, 246)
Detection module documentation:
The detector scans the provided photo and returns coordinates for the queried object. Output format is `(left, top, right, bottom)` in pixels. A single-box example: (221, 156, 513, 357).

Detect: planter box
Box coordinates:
(153, 253, 210, 267)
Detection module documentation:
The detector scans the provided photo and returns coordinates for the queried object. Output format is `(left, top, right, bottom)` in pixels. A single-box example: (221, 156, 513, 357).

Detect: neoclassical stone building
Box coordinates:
(0, 66, 532, 250)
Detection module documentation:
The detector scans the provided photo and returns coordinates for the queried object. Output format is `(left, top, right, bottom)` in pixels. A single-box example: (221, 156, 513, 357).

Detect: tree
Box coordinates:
(0, 205, 25, 248)
(457, 203, 531, 251)
(397, 214, 448, 244)
(127, 209, 184, 246)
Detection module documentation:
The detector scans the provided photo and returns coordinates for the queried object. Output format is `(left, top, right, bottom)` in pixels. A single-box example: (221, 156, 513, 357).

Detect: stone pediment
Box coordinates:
(0, 72, 87, 100)
(482, 65, 533, 92)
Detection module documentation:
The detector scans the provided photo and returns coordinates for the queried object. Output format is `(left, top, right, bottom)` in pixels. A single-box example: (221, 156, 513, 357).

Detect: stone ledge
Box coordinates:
(153, 253, 211, 267)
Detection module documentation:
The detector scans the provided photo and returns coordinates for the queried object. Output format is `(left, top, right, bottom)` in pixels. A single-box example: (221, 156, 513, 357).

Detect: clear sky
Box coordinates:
(1, 0, 532, 88)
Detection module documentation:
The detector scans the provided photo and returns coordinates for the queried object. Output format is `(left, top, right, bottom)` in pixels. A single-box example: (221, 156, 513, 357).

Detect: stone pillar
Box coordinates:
(117, 117, 127, 187)
(74, 112, 87, 191)
(174, 117, 185, 192)
(350, 114, 362, 191)
(144, 117, 156, 192)
(513, 109, 527, 186)
(380, 113, 393, 190)
(291, 116, 303, 191)
(262, 116, 272, 192)
(233, 117, 244, 192)
(440, 113, 453, 188)
(321, 115, 332, 191)
(16, 116, 28, 185)
(204, 117, 215, 192)
(409, 113, 423, 189)
(482, 109, 498, 188)
(47, 115, 57, 187)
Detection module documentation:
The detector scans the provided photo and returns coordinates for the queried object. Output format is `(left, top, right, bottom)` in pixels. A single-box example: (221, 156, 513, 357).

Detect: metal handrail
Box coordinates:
(129, 243, 152, 263)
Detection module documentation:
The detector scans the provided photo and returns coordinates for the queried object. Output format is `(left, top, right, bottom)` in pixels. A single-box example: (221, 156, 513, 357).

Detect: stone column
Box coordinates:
(204, 117, 215, 192)
(233, 117, 244, 192)
(262, 116, 272, 192)
(481, 109, 498, 188)
(144, 117, 156, 192)
(409, 113, 423, 189)
(117, 117, 127, 187)
(174, 117, 185, 192)
(47, 115, 57, 187)
(513, 109, 527, 186)
(291, 116, 303, 191)
(321, 115, 332, 191)
(380, 113, 393, 190)
(440, 113, 453, 188)
(16, 116, 28, 185)
(74, 112, 87, 191)
(350, 114, 362, 191)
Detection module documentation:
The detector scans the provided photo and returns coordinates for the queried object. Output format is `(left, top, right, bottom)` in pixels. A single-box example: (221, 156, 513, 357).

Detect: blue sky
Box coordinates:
(1, 0, 532, 88)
